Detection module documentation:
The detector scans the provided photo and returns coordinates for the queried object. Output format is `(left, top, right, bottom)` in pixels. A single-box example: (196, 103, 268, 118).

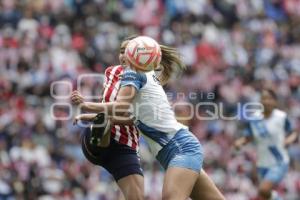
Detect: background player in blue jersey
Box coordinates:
(234, 89, 299, 200)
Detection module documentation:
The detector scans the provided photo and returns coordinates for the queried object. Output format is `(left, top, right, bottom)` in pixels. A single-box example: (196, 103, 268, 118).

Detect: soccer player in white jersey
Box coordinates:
(73, 38, 225, 200)
(234, 89, 299, 200)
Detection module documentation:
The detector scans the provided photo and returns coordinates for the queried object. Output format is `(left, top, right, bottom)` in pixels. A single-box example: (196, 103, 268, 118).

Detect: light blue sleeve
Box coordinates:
(120, 69, 147, 91)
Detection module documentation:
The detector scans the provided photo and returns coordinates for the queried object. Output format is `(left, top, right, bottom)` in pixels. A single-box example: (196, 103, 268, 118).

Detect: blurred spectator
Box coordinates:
(0, 0, 299, 199)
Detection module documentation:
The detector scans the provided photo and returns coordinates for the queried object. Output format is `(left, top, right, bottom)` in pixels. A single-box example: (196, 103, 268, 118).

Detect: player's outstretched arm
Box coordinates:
(234, 136, 252, 150)
(284, 131, 299, 146)
(79, 86, 137, 117)
(73, 113, 98, 124)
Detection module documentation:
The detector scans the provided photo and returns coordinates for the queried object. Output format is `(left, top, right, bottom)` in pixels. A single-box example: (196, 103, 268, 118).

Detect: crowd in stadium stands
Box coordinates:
(0, 0, 300, 199)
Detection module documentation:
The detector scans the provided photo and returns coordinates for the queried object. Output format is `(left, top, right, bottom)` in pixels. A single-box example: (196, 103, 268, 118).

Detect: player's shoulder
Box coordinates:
(123, 67, 139, 74)
(122, 68, 147, 81)
(246, 111, 263, 123)
(104, 65, 116, 73)
(120, 67, 148, 90)
(272, 109, 287, 119)
(104, 65, 124, 75)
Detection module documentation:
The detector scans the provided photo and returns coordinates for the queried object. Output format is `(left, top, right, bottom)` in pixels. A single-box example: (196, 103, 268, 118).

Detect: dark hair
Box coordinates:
(119, 35, 138, 53)
(123, 35, 138, 42)
(158, 45, 185, 85)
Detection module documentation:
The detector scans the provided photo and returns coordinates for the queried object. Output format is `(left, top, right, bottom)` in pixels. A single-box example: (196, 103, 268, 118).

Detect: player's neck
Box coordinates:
(263, 109, 273, 118)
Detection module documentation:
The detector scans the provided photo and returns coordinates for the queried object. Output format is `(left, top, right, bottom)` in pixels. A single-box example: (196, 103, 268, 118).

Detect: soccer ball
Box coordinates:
(125, 36, 161, 72)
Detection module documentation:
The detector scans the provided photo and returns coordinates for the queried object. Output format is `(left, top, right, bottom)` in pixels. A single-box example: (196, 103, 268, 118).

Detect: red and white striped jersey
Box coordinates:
(102, 65, 139, 151)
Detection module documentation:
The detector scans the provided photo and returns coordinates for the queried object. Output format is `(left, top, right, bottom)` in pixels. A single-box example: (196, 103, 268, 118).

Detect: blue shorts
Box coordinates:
(81, 128, 143, 181)
(257, 163, 289, 184)
(156, 129, 203, 173)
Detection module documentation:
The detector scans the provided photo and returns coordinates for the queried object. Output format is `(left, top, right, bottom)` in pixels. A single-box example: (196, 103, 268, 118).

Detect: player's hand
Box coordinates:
(71, 90, 84, 105)
(73, 114, 97, 125)
(73, 115, 81, 125)
(233, 140, 240, 151)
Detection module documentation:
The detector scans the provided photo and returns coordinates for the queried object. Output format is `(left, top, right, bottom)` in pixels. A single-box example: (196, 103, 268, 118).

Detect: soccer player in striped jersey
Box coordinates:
(72, 36, 144, 200)
(73, 38, 225, 200)
(234, 89, 299, 200)
(101, 64, 139, 149)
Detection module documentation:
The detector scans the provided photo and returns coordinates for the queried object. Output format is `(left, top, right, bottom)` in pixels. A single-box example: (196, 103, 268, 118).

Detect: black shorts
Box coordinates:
(81, 128, 143, 181)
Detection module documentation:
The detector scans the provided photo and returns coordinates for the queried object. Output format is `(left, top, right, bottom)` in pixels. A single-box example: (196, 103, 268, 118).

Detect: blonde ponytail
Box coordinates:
(158, 45, 185, 85)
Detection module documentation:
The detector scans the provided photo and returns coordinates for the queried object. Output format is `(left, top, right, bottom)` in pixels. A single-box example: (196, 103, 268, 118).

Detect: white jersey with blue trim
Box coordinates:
(120, 68, 187, 156)
(244, 109, 291, 168)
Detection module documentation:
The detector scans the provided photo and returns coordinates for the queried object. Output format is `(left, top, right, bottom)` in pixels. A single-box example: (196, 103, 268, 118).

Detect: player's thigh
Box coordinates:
(258, 169, 277, 197)
(261, 163, 288, 185)
(106, 142, 144, 199)
(162, 167, 198, 200)
(117, 174, 144, 200)
(190, 169, 225, 200)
